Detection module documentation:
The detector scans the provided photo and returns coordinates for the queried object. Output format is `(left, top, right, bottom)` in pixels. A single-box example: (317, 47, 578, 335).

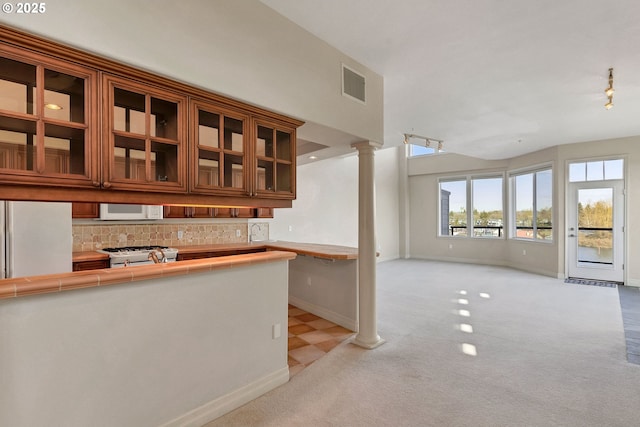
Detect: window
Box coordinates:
(440, 179, 467, 236)
(439, 175, 504, 238)
(569, 159, 623, 182)
(472, 177, 503, 237)
(409, 144, 436, 157)
(510, 167, 552, 241)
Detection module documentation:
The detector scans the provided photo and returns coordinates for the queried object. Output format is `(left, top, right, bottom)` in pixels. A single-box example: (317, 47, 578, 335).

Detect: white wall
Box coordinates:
(407, 136, 640, 285)
(0, 261, 290, 427)
(0, 0, 383, 143)
(270, 146, 401, 262)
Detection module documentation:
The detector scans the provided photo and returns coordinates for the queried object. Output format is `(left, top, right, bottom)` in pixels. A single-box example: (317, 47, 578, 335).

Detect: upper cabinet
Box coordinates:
(103, 75, 187, 192)
(190, 99, 249, 196)
(254, 119, 296, 199)
(0, 25, 302, 208)
(0, 45, 98, 187)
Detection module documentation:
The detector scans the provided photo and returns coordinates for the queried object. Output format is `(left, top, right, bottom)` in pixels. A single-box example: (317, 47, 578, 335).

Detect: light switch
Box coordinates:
(272, 323, 281, 339)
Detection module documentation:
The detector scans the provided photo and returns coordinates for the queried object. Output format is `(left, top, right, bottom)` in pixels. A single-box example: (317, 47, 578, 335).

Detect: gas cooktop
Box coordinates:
(100, 245, 170, 253)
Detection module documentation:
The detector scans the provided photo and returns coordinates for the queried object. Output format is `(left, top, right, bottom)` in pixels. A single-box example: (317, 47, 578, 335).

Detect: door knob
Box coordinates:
(568, 234, 576, 237)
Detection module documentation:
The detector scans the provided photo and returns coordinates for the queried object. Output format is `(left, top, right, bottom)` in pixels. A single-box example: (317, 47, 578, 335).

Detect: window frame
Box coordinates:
(438, 172, 506, 239)
(508, 164, 554, 243)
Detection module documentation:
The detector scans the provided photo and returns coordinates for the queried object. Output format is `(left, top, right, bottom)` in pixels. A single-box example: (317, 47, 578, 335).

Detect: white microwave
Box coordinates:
(99, 204, 163, 220)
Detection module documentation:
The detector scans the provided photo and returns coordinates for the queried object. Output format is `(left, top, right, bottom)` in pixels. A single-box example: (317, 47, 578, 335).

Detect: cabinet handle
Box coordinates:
(102, 182, 112, 189)
(92, 181, 101, 187)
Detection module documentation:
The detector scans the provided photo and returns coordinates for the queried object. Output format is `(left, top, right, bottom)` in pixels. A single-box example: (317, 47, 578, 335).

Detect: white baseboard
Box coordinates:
(159, 367, 290, 427)
(289, 295, 358, 331)
(626, 278, 640, 288)
(412, 255, 559, 278)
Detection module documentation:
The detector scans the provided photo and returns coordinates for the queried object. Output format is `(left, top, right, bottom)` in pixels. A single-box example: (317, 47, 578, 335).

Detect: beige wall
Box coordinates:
(1, 0, 383, 143)
(408, 136, 640, 285)
(270, 146, 401, 262)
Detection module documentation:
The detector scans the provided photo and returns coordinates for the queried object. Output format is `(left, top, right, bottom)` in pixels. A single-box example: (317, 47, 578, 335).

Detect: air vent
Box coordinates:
(342, 64, 366, 103)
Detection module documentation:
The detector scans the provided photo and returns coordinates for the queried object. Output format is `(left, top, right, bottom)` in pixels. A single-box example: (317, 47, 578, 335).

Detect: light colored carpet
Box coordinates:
(204, 259, 640, 427)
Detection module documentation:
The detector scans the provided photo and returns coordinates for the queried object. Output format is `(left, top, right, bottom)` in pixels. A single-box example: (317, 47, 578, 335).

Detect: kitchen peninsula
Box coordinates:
(72, 240, 359, 330)
(1, 242, 359, 427)
(0, 251, 295, 427)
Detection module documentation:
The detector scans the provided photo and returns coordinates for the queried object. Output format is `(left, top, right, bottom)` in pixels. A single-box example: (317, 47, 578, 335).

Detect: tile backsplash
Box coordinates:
(72, 222, 268, 252)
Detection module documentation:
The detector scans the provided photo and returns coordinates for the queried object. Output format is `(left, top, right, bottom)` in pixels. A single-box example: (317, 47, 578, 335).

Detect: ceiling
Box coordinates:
(263, 0, 640, 160)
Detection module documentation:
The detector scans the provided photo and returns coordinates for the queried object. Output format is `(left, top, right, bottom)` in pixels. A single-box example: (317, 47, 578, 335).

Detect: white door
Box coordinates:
(567, 180, 624, 282)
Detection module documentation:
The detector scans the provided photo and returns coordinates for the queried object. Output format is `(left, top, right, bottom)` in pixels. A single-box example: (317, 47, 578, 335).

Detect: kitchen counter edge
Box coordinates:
(0, 251, 297, 300)
(74, 241, 359, 263)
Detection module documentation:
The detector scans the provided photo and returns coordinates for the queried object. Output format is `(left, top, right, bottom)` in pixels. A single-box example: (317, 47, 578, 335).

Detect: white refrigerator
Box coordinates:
(0, 201, 73, 278)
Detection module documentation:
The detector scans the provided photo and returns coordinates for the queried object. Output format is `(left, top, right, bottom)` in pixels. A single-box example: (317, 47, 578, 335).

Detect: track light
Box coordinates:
(604, 68, 614, 110)
(402, 133, 443, 150)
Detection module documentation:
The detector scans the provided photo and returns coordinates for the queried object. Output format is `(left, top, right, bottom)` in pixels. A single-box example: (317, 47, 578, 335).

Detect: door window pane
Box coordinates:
(44, 124, 85, 175)
(151, 97, 177, 139)
(113, 136, 146, 181)
(198, 110, 219, 148)
(276, 163, 292, 192)
(198, 153, 219, 187)
(257, 126, 273, 157)
(151, 141, 178, 182)
(604, 159, 624, 180)
(276, 130, 291, 161)
(224, 117, 243, 152)
(0, 57, 36, 114)
(586, 161, 604, 181)
(113, 88, 145, 134)
(0, 118, 37, 171)
(569, 162, 585, 183)
(570, 160, 624, 182)
(44, 69, 84, 123)
(577, 188, 613, 264)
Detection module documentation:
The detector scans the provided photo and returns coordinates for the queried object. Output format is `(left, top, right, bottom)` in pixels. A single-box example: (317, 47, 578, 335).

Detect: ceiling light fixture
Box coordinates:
(403, 133, 443, 151)
(604, 68, 614, 110)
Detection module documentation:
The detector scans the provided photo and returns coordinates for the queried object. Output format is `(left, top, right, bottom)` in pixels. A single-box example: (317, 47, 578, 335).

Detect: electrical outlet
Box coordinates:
(177, 230, 183, 239)
(272, 323, 281, 339)
(522, 249, 526, 256)
(307, 276, 312, 286)
(236, 229, 241, 237)
(288, 225, 293, 232)
(449, 244, 453, 250)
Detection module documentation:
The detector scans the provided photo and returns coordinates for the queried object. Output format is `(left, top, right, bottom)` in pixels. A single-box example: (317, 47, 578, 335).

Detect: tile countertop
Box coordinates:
(1, 251, 297, 300)
(73, 241, 359, 262)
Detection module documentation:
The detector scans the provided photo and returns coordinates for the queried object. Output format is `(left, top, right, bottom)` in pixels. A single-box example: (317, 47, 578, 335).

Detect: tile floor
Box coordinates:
(288, 304, 354, 377)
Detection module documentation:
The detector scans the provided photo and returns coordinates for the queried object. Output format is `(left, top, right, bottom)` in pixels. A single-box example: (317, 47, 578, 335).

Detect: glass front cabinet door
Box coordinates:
(0, 46, 98, 187)
(254, 119, 296, 199)
(190, 99, 249, 196)
(103, 75, 187, 192)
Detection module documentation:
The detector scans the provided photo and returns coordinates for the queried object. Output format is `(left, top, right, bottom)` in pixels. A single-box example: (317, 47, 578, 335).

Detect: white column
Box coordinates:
(351, 141, 385, 349)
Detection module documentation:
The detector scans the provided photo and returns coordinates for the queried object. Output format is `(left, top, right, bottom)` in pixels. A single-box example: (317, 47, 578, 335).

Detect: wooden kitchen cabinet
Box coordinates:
(163, 205, 215, 218)
(0, 45, 99, 188)
(102, 75, 187, 193)
(253, 119, 296, 200)
(190, 99, 250, 197)
(72, 202, 99, 218)
(0, 25, 302, 209)
(72, 259, 110, 271)
(213, 207, 254, 218)
(255, 207, 274, 218)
